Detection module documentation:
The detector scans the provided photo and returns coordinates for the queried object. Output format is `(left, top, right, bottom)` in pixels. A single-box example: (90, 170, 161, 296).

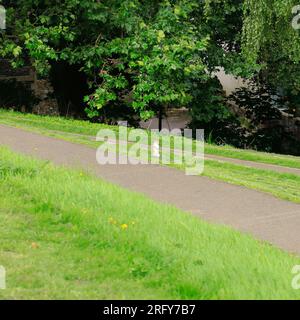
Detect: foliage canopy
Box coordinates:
(0, 0, 243, 121)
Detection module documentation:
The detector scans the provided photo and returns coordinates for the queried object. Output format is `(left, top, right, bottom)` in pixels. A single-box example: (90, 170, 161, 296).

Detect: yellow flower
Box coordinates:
(121, 224, 128, 230)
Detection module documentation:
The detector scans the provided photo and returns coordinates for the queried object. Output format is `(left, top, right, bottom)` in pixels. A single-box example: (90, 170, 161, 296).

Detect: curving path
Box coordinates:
(0, 124, 300, 254)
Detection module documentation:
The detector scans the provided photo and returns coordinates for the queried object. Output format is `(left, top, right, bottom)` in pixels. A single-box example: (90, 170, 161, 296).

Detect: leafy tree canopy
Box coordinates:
(242, 0, 300, 99)
(0, 0, 242, 121)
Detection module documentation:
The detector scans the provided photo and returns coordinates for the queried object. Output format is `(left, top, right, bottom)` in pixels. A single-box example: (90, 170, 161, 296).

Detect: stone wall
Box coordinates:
(0, 59, 59, 115)
(32, 79, 59, 115)
(0, 59, 34, 79)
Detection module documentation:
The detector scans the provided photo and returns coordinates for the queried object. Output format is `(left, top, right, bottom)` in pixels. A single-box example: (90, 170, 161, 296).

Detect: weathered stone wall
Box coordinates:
(0, 59, 59, 115)
(32, 79, 59, 115)
(0, 60, 34, 79)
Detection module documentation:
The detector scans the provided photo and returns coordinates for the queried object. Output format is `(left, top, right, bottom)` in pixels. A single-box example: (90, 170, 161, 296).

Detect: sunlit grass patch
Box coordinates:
(0, 146, 299, 299)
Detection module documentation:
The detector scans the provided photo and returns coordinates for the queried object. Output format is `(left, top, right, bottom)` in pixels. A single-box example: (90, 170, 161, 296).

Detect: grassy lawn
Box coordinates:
(0, 146, 299, 300)
(205, 144, 300, 169)
(202, 160, 300, 203)
(0, 109, 300, 203)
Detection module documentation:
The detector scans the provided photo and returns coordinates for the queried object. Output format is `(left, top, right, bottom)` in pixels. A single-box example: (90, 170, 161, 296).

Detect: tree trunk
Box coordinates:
(158, 106, 163, 131)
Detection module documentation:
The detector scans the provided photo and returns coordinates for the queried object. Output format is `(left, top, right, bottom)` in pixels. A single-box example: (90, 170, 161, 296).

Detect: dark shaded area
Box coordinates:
(50, 62, 90, 118)
(192, 83, 300, 156)
(0, 79, 37, 112)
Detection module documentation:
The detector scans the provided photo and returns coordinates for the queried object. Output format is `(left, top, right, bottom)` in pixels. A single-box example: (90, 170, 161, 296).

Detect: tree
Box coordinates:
(242, 0, 300, 116)
(1, 0, 226, 123)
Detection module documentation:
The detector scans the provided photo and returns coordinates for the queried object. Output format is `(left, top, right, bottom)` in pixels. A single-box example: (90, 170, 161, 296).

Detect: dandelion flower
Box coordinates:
(121, 224, 128, 230)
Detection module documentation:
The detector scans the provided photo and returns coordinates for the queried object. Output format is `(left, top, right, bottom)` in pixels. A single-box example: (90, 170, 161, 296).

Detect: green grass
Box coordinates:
(203, 161, 300, 203)
(1, 109, 300, 203)
(0, 109, 116, 136)
(1, 109, 300, 169)
(0, 146, 300, 300)
(171, 160, 300, 203)
(205, 144, 300, 169)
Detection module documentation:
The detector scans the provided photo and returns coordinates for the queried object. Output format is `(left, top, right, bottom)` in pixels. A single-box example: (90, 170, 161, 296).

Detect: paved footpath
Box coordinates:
(47, 129, 300, 176)
(1, 124, 300, 254)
